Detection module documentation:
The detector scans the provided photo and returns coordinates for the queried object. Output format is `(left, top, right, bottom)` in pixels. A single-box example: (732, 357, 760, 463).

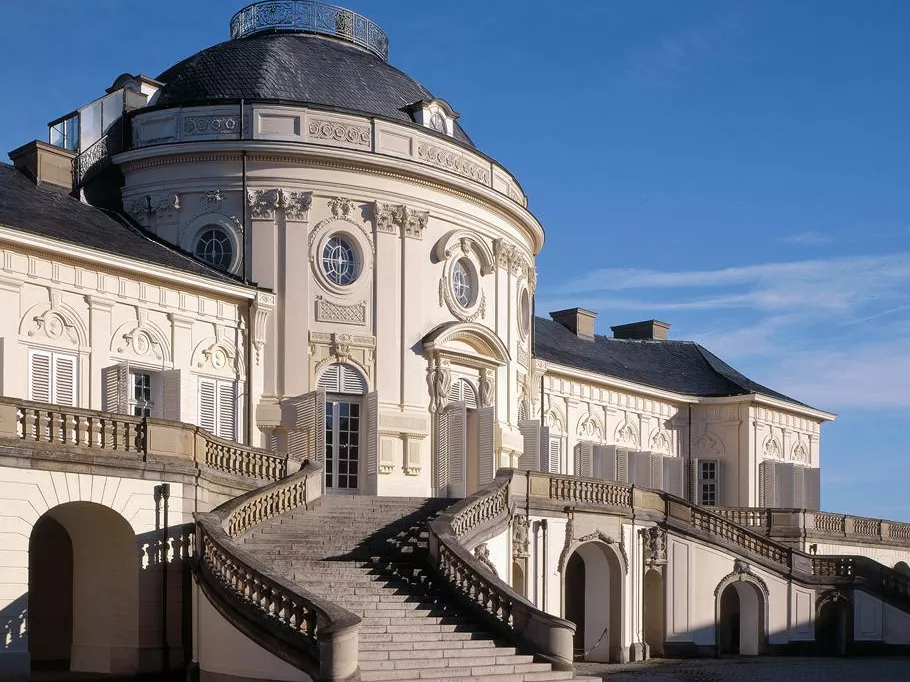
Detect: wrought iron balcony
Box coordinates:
(230, 1, 389, 61)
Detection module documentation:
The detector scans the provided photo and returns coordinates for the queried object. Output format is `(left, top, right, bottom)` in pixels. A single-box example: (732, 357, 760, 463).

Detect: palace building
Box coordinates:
(1, 3, 908, 681)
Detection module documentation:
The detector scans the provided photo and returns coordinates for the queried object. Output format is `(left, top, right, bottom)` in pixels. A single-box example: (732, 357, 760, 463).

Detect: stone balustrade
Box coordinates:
(196, 461, 361, 681)
(712, 506, 910, 549)
(427, 470, 576, 672)
(0, 397, 286, 481)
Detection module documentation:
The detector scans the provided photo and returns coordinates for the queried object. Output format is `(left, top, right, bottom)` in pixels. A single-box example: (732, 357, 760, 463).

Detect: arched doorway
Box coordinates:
(716, 578, 765, 656)
(643, 568, 664, 656)
(562, 542, 623, 662)
(816, 595, 850, 656)
(318, 362, 368, 492)
(29, 502, 140, 675)
(511, 561, 526, 597)
(894, 561, 910, 576)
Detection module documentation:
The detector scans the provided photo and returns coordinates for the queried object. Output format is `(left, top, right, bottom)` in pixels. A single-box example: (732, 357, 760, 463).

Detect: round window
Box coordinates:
(451, 259, 475, 308)
(194, 227, 234, 270)
(321, 235, 358, 286)
(518, 288, 531, 338)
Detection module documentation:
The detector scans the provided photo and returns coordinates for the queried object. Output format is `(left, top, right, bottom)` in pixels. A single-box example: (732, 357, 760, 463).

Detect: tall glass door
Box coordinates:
(324, 399, 361, 491)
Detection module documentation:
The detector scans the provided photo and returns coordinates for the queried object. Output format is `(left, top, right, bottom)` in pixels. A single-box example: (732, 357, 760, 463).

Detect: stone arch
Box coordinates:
(562, 540, 625, 662)
(693, 431, 724, 456)
(558, 528, 629, 576)
(545, 406, 566, 434)
(422, 321, 510, 365)
(895, 561, 910, 576)
(714, 562, 769, 656)
(192, 335, 243, 378)
(614, 420, 638, 447)
(815, 590, 851, 656)
(29, 502, 140, 675)
(643, 567, 665, 656)
(762, 435, 783, 460)
(434, 229, 496, 275)
(20, 301, 89, 348)
(649, 428, 672, 454)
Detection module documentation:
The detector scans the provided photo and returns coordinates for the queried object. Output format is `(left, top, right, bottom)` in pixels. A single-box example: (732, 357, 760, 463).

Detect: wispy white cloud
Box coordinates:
(782, 231, 833, 246)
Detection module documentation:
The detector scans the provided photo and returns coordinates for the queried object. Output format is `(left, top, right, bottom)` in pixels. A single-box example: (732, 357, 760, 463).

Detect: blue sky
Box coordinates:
(2, 1, 908, 518)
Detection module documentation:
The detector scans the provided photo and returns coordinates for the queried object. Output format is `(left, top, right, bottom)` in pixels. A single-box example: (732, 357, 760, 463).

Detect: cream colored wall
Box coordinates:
(118, 109, 542, 496)
(195, 586, 311, 682)
(853, 590, 910, 644)
(0, 240, 262, 441)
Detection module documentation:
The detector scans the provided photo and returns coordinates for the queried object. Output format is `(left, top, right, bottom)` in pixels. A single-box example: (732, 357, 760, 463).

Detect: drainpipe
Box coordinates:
(541, 519, 548, 610)
(687, 405, 693, 502)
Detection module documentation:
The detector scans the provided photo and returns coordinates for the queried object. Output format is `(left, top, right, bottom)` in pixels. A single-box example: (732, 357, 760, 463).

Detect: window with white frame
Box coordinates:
(28, 348, 77, 406)
(697, 459, 719, 506)
(198, 378, 236, 440)
(130, 371, 154, 417)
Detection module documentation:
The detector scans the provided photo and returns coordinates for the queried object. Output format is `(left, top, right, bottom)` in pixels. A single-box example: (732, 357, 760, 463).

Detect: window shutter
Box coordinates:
(600, 445, 618, 481)
(649, 453, 664, 490)
(548, 436, 561, 474)
(630, 451, 652, 486)
(364, 391, 379, 493)
(759, 460, 777, 507)
(615, 447, 629, 484)
(517, 400, 528, 422)
(804, 467, 821, 510)
(518, 419, 540, 471)
(102, 363, 129, 413)
(446, 403, 467, 497)
(538, 426, 551, 472)
(777, 462, 797, 507)
(318, 363, 366, 395)
(318, 364, 340, 392)
(161, 370, 181, 421)
(574, 441, 594, 478)
(52, 354, 77, 407)
(436, 410, 450, 493)
(28, 349, 52, 403)
(663, 456, 685, 498)
(217, 381, 236, 440)
(198, 378, 217, 434)
(288, 388, 325, 463)
(476, 406, 496, 486)
(593, 445, 609, 479)
(791, 465, 806, 509)
(689, 459, 698, 503)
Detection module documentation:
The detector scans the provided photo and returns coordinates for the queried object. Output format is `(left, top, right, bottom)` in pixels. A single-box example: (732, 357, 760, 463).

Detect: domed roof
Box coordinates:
(154, 33, 474, 146)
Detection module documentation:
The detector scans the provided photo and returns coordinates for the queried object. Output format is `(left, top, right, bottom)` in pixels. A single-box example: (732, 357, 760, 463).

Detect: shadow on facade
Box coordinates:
(0, 501, 194, 679)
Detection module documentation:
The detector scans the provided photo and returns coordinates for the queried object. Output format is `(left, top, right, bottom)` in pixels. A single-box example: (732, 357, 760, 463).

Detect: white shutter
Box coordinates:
(593, 445, 610, 479)
(574, 441, 594, 478)
(448, 379, 477, 409)
(792, 465, 806, 509)
(287, 388, 326, 463)
(436, 409, 450, 493)
(649, 453, 664, 490)
(318, 363, 366, 395)
(518, 420, 541, 471)
(476, 406, 495, 486)
(217, 380, 236, 440)
(777, 462, 797, 507)
(364, 391, 379, 493)
(663, 456, 685, 498)
(446, 403, 467, 497)
(548, 436, 561, 474)
(102, 363, 129, 413)
(804, 467, 821, 510)
(52, 354, 77, 407)
(28, 349, 52, 403)
(538, 426, 551, 472)
(630, 451, 651, 486)
(759, 460, 777, 507)
(318, 364, 340, 392)
(616, 447, 630, 483)
(161, 370, 181, 421)
(198, 378, 217, 434)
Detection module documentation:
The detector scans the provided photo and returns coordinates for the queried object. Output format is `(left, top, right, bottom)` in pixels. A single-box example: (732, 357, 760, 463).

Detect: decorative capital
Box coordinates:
(252, 291, 276, 365)
(247, 188, 281, 220)
(373, 202, 429, 239)
(329, 196, 355, 219)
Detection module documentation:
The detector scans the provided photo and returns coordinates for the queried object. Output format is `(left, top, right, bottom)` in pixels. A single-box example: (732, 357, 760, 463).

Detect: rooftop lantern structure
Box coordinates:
(229, 0, 389, 61)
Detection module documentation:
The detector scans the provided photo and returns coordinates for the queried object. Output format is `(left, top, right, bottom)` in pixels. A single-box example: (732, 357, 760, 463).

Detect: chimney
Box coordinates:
(8, 140, 75, 191)
(550, 308, 597, 340)
(611, 319, 671, 341)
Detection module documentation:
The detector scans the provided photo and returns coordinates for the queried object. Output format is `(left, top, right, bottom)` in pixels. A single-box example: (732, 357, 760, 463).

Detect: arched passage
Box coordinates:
(643, 568, 664, 657)
(716, 578, 765, 656)
(511, 561, 526, 597)
(563, 541, 623, 663)
(29, 502, 140, 675)
(816, 595, 850, 656)
(894, 561, 910, 576)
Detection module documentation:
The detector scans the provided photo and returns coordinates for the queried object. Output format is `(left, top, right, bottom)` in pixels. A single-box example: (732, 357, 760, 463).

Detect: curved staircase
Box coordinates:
(239, 496, 583, 682)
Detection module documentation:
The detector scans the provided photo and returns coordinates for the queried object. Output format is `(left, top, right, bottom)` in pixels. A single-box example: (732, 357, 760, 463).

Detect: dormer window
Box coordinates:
(405, 98, 459, 137)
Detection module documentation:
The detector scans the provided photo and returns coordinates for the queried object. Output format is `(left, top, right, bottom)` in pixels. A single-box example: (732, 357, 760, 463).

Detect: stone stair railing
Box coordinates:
(522, 470, 910, 611)
(712, 506, 910, 548)
(427, 470, 577, 672)
(0, 397, 287, 481)
(195, 461, 361, 681)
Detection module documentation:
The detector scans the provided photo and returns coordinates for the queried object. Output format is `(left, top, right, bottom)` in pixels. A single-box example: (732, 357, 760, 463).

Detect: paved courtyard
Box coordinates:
(576, 657, 910, 681)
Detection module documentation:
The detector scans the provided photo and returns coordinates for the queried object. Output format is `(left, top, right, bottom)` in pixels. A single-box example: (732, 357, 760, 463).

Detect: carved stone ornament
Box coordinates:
(29, 309, 79, 345)
(247, 188, 313, 221)
(512, 514, 530, 559)
(428, 357, 452, 413)
(438, 275, 486, 323)
(479, 369, 494, 408)
(330, 333, 353, 363)
(201, 190, 225, 211)
(329, 196, 355, 219)
(641, 526, 668, 567)
(247, 189, 281, 220)
(650, 430, 672, 454)
(417, 141, 490, 184)
(577, 413, 602, 440)
(315, 296, 367, 325)
(251, 291, 276, 366)
(557, 520, 629, 575)
(763, 436, 783, 460)
(792, 441, 810, 463)
(125, 193, 181, 224)
(374, 202, 429, 239)
(693, 431, 724, 456)
(615, 422, 638, 447)
(308, 119, 371, 148)
(119, 328, 163, 360)
(473, 543, 498, 576)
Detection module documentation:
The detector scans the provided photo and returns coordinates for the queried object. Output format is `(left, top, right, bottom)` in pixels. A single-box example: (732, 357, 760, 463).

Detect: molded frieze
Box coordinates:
(315, 296, 367, 325)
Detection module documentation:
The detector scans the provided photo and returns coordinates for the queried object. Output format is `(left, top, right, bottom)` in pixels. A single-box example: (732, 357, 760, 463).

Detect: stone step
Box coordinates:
(358, 622, 475, 635)
(359, 630, 493, 643)
(359, 657, 550, 672)
(378, 674, 574, 682)
(359, 663, 564, 681)
(358, 646, 520, 661)
(358, 638, 498, 652)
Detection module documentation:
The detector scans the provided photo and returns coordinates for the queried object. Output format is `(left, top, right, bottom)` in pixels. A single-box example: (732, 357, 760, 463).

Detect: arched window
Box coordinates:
(448, 378, 477, 409)
(317, 362, 367, 394)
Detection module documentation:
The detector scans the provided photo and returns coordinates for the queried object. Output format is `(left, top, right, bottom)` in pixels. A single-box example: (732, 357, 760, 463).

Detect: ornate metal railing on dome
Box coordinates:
(230, 1, 389, 61)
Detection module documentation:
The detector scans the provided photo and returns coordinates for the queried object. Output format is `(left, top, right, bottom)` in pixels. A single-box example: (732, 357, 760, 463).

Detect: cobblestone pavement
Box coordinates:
(575, 657, 910, 681)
